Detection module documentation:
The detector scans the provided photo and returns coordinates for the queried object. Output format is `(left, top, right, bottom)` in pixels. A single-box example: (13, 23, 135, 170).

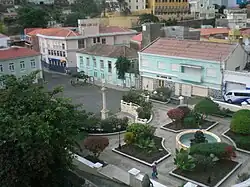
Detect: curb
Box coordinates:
(149, 98, 170, 105)
(89, 130, 127, 136)
(169, 162, 242, 187)
(160, 121, 218, 133)
(222, 129, 250, 154)
(112, 137, 171, 167)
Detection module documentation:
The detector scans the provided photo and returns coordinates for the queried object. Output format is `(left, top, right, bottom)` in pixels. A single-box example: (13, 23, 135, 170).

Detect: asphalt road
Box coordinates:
(44, 72, 126, 115)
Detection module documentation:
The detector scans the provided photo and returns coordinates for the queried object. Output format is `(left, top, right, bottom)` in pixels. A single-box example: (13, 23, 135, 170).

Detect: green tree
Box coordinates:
(0, 72, 87, 187)
(194, 98, 220, 120)
(63, 12, 85, 27)
(72, 0, 100, 18)
(117, 0, 130, 16)
(115, 56, 131, 87)
(0, 21, 7, 34)
(17, 6, 49, 28)
(139, 13, 159, 24)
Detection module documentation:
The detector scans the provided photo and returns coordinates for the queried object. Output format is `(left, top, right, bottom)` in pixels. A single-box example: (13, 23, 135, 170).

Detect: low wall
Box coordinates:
(120, 100, 149, 124)
(211, 98, 250, 112)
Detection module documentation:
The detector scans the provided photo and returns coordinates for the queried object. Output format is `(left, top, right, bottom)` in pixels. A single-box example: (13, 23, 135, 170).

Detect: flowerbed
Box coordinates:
(150, 87, 172, 103)
(225, 130, 250, 151)
(172, 159, 239, 186)
(115, 136, 169, 164)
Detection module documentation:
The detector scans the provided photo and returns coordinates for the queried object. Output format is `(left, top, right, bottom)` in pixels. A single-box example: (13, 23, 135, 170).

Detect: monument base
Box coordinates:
(101, 109, 109, 120)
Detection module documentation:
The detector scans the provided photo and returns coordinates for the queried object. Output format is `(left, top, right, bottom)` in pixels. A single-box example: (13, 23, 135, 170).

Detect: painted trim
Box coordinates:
(112, 137, 171, 167)
(222, 129, 250, 154)
(169, 162, 242, 187)
(138, 51, 222, 64)
(141, 69, 178, 78)
(160, 121, 219, 133)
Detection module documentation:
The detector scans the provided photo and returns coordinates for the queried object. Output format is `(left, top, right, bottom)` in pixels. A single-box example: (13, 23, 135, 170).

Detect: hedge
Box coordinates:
(230, 109, 250, 135)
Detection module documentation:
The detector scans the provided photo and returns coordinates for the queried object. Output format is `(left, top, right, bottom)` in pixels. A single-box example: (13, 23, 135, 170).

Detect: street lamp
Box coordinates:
(118, 124, 121, 149)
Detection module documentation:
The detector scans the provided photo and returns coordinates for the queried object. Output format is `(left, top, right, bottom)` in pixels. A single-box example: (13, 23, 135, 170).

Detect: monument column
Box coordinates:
(101, 82, 109, 120)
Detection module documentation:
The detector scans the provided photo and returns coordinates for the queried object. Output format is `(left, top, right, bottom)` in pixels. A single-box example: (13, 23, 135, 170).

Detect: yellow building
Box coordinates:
(147, 0, 189, 15)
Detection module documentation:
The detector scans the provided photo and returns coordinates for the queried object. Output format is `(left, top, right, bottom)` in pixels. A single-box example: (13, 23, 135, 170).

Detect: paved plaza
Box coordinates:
(44, 71, 126, 114)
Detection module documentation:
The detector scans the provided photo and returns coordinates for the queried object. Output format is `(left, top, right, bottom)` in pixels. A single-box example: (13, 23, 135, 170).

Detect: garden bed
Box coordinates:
(224, 130, 250, 152)
(210, 110, 234, 118)
(163, 119, 216, 132)
(172, 160, 239, 187)
(113, 136, 170, 166)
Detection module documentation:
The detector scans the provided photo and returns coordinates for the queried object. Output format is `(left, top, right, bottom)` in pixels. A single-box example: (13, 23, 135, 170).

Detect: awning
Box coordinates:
(181, 64, 202, 69)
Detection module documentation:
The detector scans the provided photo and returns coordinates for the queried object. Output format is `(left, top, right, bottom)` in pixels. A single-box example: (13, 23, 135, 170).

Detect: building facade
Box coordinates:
(139, 38, 248, 98)
(126, 0, 146, 11)
(0, 33, 10, 48)
(76, 44, 139, 88)
(147, 0, 189, 15)
(224, 8, 247, 29)
(0, 0, 14, 5)
(25, 18, 137, 73)
(0, 47, 43, 81)
(189, 0, 216, 19)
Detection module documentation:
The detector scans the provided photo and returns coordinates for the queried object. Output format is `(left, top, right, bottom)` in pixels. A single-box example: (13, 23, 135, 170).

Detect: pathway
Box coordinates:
(99, 103, 250, 187)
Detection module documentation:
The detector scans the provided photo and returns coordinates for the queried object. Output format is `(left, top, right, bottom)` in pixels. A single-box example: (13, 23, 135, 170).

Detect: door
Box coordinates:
(142, 77, 154, 91)
(192, 86, 208, 97)
(181, 84, 192, 97)
(226, 82, 246, 92)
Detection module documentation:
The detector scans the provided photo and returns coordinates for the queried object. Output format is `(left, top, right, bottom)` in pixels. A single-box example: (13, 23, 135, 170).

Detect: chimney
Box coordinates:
(141, 23, 163, 48)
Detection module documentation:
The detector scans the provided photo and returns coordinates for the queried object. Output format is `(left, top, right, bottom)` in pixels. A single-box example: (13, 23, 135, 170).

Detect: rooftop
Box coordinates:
(200, 28, 230, 36)
(131, 33, 142, 43)
(0, 47, 40, 61)
(78, 44, 138, 59)
(140, 38, 238, 62)
(0, 33, 8, 38)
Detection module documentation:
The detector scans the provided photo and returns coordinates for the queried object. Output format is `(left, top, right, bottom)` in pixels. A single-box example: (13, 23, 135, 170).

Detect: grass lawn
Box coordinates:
(163, 119, 215, 131)
(173, 160, 239, 186)
(225, 130, 250, 151)
(115, 136, 169, 164)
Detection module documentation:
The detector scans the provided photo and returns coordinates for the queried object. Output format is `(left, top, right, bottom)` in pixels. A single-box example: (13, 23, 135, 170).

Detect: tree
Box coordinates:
(117, 0, 130, 15)
(230, 109, 250, 135)
(194, 98, 220, 120)
(72, 0, 100, 18)
(83, 136, 109, 158)
(63, 12, 85, 27)
(17, 6, 49, 28)
(139, 14, 159, 24)
(115, 56, 131, 87)
(0, 72, 88, 187)
(167, 108, 185, 122)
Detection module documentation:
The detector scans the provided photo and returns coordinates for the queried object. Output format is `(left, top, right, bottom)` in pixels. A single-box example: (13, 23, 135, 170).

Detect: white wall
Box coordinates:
(224, 70, 250, 89)
(0, 36, 10, 48)
(225, 45, 247, 71)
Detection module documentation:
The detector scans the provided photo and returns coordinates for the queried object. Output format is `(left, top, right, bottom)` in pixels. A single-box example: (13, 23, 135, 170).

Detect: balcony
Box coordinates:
(179, 72, 202, 82)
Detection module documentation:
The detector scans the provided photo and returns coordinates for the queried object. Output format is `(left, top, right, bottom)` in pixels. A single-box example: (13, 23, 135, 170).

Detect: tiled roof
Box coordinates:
(99, 26, 135, 33)
(141, 38, 237, 62)
(0, 47, 40, 60)
(200, 28, 230, 36)
(24, 28, 42, 35)
(240, 28, 250, 35)
(131, 33, 142, 42)
(27, 27, 80, 37)
(78, 44, 138, 59)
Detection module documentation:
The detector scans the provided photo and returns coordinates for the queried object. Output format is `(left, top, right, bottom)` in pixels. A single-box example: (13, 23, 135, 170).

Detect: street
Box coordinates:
(44, 71, 126, 115)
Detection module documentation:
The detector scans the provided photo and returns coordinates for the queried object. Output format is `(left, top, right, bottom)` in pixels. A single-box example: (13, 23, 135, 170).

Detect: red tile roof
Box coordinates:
(27, 27, 80, 37)
(200, 28, 230, 36)
(99, 26, 134, 33)
(240, 28, 250, 35)
(24, 28, 42, 35)
(141, 38, 237, 62)
(0, 47, 40, 60)
(131, 33, 142, 42)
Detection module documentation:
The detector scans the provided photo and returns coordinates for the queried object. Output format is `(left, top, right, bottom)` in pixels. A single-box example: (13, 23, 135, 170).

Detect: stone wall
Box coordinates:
(211, 98, 250, 112)
(208, 88, 222, 99)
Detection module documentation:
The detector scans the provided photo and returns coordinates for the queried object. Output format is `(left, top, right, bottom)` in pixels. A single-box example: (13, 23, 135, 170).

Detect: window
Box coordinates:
(94, 71, 97, 77)
(30, 60, 36, 68)
(62, 43, 65, 50)
(235, 66, 240, 71)
(108, 61, 112, 73)
(86, 57, 90, 66)
(63, 51, 66, 57)
(226, 92, 232, 96)
(9, 63, 14, 71)
(0, 64, 3, 72)
(101, 73, 104, 79)
(158, 80, 164, 87)
(171, 64, 179, 71)
(93, 58, 97, 67)
(142, 60, 149, 67)
(136, 6, 138, 9)
(101, 38, 106, 44)
(234, 92, 250, 97)
(157, 62, 166, 69)
(206, 68, 216, 77)
(78, 39, 85, 49)
(48, 50, 51, 55)
(57, 51, 60, 56)
(100, 60, 104, 69)
(20, 61, 25, 70)
(97, 37, 100, 43)
(93, 38, 96, 44)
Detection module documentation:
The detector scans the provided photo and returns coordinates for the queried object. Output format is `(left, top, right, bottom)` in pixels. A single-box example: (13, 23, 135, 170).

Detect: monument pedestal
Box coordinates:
(101, 108, 109, 120)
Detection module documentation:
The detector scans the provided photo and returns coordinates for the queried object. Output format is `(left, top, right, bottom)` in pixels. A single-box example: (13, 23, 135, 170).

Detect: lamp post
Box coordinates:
(118, 124, 121, 149)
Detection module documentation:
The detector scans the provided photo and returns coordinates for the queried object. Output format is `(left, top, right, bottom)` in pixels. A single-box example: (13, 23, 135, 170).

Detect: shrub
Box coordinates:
(122, 91, 142, 105)
(194, 98, 220, 119)
(178, 106, 191, 118)
(124, 132, 135, 145)
(167, 108, 185, 122)
(183, 112, 199, 128)
(234, 135, 250, 150)
(230, 109, 250, 135)
(174, 149, 196, 171)
(193, 154, 216, 172)
(190, 143, 235, 160)
(83, 136, 109, 158)
(150, 87, 172, 102)
(127, 123, 155, 142)
(100, 117, 128, 133)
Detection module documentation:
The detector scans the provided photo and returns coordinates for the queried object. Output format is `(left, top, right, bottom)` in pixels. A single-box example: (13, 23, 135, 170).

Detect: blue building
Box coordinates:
(139, 38, 247, 98)
(76, 44, 139, 88)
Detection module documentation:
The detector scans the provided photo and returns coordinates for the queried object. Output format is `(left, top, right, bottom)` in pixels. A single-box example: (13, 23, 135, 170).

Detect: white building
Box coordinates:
(26, 0, 54, 4)
(224, 8, 247, 29)
(125, 0, 145, 12)
(0, 47, 43, 81)
(189, 0, 216, 20)
(0, 33, 10, 48)
(26, 18, 137, 73)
